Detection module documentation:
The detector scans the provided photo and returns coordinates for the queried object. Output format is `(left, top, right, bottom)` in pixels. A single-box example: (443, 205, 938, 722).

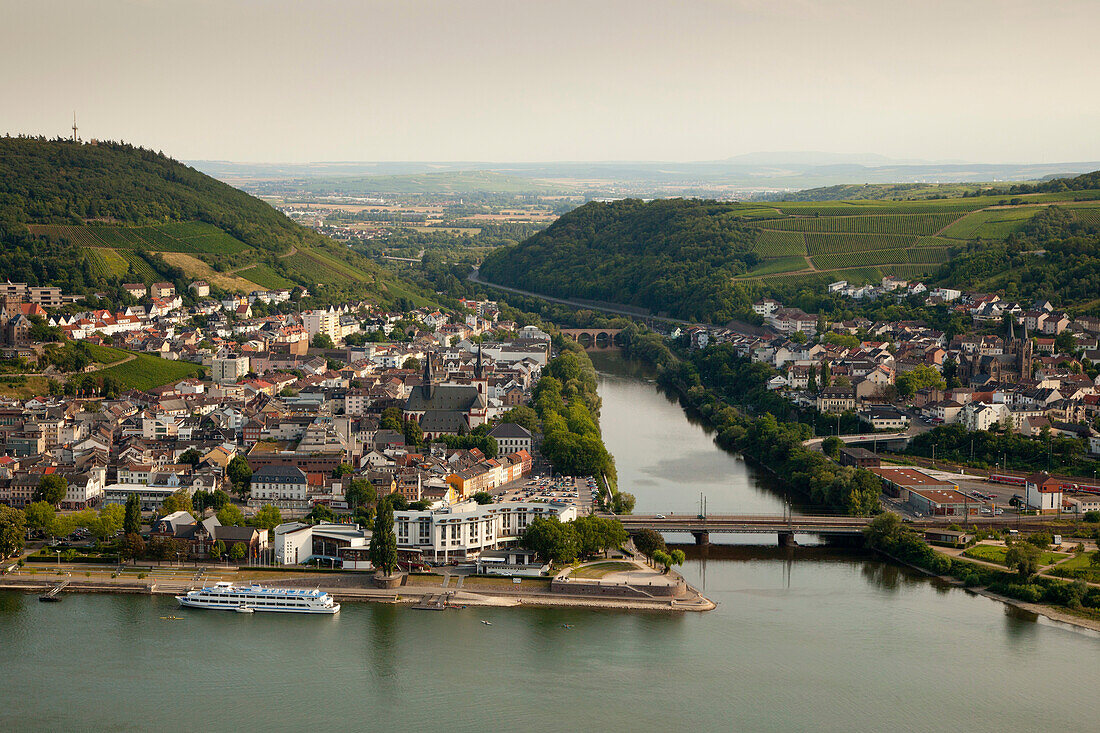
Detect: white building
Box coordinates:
(250, 465, 309, 502)
(303, 308, 339, 343)
(273, 521, 371, 567)
(487, 423, 533, 454)
(393, 500, 578, 562)
(212, 354, 250, 384)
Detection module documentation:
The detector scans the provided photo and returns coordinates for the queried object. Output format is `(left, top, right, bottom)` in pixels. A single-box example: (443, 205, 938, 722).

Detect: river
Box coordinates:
(1, 353, 1096, 732)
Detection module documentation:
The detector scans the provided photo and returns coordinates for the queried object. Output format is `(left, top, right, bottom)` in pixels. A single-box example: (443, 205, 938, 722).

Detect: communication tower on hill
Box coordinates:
(72, 112, 79, 142)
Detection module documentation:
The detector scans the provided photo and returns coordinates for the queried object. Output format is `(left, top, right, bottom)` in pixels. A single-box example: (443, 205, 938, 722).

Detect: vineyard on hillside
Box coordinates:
(27, 222, 249, 254)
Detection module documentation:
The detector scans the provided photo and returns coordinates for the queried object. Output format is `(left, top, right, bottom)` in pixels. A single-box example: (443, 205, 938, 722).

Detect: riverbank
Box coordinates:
(0, 571, 715, 613)
(874, 548, 1100, 634)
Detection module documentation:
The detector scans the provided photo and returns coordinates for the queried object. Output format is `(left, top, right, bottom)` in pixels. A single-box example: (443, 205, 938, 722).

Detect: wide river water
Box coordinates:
(1, 353, 1097, 732)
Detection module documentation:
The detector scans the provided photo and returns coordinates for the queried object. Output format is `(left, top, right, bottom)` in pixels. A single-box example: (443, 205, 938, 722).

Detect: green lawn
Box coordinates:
(1048, 551, 1100, 583)
(569, 561, 637, 579)
(962, 544, 1068, 567)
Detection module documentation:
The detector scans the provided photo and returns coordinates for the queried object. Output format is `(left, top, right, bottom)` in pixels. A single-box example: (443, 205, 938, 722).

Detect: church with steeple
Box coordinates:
(403, 348, 488, 439)
(957, 318, 1034, 385)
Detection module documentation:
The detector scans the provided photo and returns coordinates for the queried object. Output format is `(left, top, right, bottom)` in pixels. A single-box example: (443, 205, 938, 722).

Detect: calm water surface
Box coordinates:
(1, 352, 1096, 732)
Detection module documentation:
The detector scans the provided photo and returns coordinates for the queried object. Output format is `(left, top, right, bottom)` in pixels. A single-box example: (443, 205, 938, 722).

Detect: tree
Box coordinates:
(402, 419, 424, 449)
(227, 456, 252, 495)
(521, 517, 579, 564)
(228, 542, 247, 562)
(670, 548, 686, 569)
(611, 491, 635, 515)
(402, 356, 421, 370)
(88, 504, 125, 542)
(380, 407, 403, 432)
(210, 539, 226, 561)
(216, 504, 245, 527)
(250, 505, 282, 531)
(345, 478, 376, 510)
(334, 463, 354, 478)
(1005, 543, 1041, 580)
(408, 499, 431, 510)
(311, 333, 335, 349)
(160, 489, 193, 516)
(34, 474, 68, 506)
(573, 515, 628, 557)
(652, 550, 672, 573)
(179, 448, 202, 465)
(822, 436, 843, 460)
(119, 533, 145, 562)
(499, 406, 539, 434)
(471, 491, 494, 505)
(123, 492, 142, 535)
(385, 493, 409, 511)
(632, 528, 666, 558)
(895, 365, 947, 398)
(0, 505, 26, 557)
(24, 501, 56, 534)
(306, 504, 335, 524)
(369, 500, 399, 575)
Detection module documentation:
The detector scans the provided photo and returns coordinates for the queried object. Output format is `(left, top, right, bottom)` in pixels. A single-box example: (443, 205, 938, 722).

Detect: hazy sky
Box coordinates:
(3, 0, 1099, 163)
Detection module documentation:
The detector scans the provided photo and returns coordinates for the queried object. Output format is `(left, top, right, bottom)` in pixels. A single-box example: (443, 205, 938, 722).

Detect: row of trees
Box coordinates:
(520, 515, 629, 564)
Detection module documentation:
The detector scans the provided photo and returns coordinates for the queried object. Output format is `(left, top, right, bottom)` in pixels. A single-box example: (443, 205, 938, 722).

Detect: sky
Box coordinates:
(3, 0, 1099, 164)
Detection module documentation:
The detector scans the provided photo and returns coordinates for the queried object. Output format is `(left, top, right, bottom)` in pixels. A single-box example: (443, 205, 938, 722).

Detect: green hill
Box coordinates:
(0, 136, 434, 307)
(478, 174, 1100, 322)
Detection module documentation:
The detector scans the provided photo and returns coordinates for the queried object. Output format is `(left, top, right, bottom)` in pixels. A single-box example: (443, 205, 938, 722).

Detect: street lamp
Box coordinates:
(55, 549, 61, 566)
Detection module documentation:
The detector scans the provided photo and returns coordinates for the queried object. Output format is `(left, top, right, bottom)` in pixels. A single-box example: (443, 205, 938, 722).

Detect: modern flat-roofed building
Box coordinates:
(393, 500, 577, 562)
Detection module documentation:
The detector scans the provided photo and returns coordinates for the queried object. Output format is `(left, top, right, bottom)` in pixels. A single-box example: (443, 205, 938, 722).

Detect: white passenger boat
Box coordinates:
(176, 582, 340, 614)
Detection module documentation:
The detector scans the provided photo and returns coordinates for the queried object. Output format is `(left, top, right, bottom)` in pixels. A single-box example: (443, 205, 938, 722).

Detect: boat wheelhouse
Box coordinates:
(175, 582, 340, 614)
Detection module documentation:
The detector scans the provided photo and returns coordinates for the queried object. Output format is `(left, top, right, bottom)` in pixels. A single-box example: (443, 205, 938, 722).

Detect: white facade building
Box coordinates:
(393, 500, 577, 562)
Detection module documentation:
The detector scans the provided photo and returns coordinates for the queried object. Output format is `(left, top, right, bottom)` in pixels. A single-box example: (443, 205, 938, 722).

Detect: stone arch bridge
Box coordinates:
(559, 328, 623, 350)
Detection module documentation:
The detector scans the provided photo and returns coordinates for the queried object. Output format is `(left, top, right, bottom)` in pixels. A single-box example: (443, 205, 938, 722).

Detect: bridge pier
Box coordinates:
(777, 531, 797, 548)
(692, 531, 710, 546)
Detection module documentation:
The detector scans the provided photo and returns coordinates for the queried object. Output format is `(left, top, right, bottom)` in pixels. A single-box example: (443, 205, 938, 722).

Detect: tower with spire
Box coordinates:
(422, 353, 434, 400)
(72, 112, 79, 142)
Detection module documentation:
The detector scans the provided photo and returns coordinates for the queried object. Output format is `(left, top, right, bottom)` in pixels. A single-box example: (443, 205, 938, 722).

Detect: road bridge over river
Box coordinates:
(618, 514, 872, 546)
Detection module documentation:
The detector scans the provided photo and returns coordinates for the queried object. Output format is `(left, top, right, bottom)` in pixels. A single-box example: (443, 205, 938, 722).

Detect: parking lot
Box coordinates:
(491, 474, 601, 514)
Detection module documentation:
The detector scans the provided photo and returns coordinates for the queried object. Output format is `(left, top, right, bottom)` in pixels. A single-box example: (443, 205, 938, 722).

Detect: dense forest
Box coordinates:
(478, 198, 760, 323)
(935, 206, 1100, 305)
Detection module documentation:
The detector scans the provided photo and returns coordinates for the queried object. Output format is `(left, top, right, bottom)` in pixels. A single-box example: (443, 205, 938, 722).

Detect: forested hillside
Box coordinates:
(0, 136, 433, 307)
(479, 172, 1100, 322)
(935, 206, 1100, 305)
(478, 199, 760, 322)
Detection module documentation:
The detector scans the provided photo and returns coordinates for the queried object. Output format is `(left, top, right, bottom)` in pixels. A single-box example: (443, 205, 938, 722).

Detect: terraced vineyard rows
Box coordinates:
(27, 222, 249, 254)
(757, 212, 962, 235)
(117, 251, 157, 280)
(1071, 207, 1100, 227)
(83, 248, 129, 278)
(754, 229, 806, 257)
(804, 233, 918, 255)
(238, 264, 296, 290)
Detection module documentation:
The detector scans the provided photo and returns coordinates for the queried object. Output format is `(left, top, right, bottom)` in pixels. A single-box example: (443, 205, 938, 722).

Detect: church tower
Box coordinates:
(422, 354, 434, 400)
